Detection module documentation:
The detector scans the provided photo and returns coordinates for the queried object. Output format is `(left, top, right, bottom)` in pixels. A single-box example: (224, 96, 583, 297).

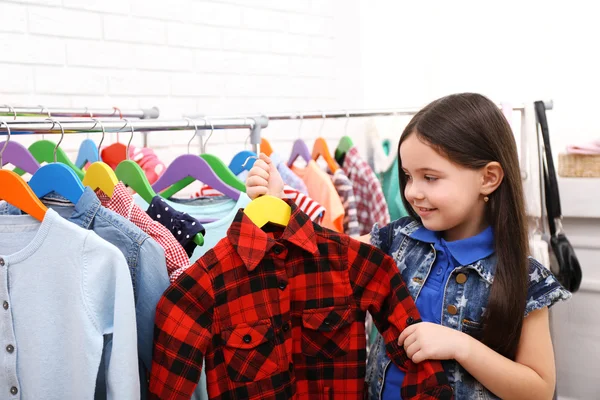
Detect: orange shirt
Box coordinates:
(291, 160, 344, 232)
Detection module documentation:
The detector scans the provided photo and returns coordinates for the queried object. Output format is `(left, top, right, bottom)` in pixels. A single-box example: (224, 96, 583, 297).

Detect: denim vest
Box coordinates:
(366, 217, 571, 400)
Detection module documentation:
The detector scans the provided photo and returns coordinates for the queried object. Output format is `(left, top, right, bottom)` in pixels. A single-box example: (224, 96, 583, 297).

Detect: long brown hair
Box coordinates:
(398, 93, 528, 360)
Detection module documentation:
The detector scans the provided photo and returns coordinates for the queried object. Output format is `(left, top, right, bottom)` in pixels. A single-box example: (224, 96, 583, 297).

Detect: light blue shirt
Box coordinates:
(0, 188, 169, 399)
(0, 209, 139, 399)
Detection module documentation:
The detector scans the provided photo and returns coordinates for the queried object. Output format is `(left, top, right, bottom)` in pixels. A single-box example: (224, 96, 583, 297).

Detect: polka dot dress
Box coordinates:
(147, 196, 206, 257)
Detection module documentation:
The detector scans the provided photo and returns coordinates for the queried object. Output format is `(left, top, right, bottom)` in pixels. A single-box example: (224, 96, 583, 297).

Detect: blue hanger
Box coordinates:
(75, 138, 100, 168)
(229, 150, 257, 175)
(28, 119, 84, 205)
(287, 138, 312, 167)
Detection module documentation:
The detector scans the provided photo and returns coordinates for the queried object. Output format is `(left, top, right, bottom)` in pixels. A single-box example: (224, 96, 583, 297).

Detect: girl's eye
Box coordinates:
(425, 175, 437, 182)
(404, 173, 412, 181)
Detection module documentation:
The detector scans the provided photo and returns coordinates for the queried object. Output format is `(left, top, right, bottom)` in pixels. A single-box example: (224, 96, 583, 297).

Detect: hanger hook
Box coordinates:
(319, 111, 327, 135)
(203, 119, 214, 154)
(90, 118, 106, 160)
(243, 117, 256, 149)
(0, 120, 11, 168)
(45, 118, 64, 163)
(297, 111, 303, 138)
(112, 106, 123, 119)
(121, 118, 135, 160)
(2, 104, 17, 120)
(184, 117, 199, 154)
(344, 110, 350, 134)
(39, 105, 50, 140)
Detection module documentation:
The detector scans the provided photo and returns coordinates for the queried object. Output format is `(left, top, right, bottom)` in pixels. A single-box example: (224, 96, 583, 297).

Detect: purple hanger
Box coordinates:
(0, 141, 40, 175)
(152, 154, 241, 200)
(287, 139, 312, 167)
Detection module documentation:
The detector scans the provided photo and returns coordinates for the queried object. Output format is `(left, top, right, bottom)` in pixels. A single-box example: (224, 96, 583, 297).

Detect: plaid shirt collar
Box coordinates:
(96, 182, 135, 217)
(228, 199, 319, 271)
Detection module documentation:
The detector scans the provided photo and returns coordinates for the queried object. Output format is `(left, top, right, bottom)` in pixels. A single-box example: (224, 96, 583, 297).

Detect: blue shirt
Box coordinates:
(382, 226, 494, 400)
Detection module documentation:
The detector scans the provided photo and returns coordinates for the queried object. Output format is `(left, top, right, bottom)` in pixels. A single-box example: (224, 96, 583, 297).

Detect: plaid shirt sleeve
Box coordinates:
(149, 261, 215, 400)
(346, 238, 453, 399)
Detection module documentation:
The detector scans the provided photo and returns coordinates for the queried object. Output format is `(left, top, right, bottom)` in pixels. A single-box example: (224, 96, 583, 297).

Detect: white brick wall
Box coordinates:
(0, 0, 364, 164)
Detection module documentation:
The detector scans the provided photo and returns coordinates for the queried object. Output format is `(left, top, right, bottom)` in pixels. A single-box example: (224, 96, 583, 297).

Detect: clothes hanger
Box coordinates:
(12, 106, 84, 179)
(74, 108, 100, 168)
(197, 119, 246, 191)
(229, 150, 257, 175)
(334, 111, 354, 162)
(114, 118, 158, 204)
(0, 105, 40, 175)
(229, 125, 258, 175)
(152, 119, 241, 200)
(0, 121, 48, 222)
(82, 119, 119, 197)
(287, 113, 312, 167)
(260, 138, 273, 157)
(311, 112, 339, 172)
(28, 119, 85, 205)
(115, 119, 205, 247)
(244, 190, 291, 228)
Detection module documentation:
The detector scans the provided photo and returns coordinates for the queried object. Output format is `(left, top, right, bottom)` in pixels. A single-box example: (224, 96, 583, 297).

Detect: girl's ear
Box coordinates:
(481, 161, 504, 196)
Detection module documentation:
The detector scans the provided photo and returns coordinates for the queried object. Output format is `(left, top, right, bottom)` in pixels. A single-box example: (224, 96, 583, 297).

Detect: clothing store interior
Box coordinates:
(0, 1, 597, 399)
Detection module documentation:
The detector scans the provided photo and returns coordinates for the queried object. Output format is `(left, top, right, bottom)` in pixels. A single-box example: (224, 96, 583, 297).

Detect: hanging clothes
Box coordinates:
(379, 140, 409, 221)
(101, 144, 166, 184)
(145, 197, 205, 257)
(149, 200, 452, 400)
(339, 146, 390, 235)
(96, 182, 192, 283)
(193, 185, 325, 224)
(269, 152, 309, 194)
(328, 168, 360, 237)
(134, 193, 252, 263)
(0, 209, 140, 399)
(0, 189, 169, 400)
(290, 160, 345, 232)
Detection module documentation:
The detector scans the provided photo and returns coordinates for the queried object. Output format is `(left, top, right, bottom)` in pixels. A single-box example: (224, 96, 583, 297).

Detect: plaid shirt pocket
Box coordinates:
(221, 320, 280, 383)
(301, 306, 354, 358)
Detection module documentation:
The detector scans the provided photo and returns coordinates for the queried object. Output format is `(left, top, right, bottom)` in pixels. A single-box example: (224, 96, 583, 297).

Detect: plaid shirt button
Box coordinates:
(282, 323, 290, 332)
(243, 334, 252, 343)
(278, 281, 287, 291)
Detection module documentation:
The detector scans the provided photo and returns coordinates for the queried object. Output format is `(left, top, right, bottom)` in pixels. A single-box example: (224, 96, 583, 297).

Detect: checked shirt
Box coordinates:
(149, 200, 452, 400)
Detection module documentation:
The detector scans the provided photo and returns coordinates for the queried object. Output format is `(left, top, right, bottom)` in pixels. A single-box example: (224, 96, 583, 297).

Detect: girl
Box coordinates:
(246, 93, 571, 399)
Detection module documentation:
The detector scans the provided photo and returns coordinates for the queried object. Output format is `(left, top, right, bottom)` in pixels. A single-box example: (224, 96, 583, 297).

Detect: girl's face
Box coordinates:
(400, 133, 488, 241)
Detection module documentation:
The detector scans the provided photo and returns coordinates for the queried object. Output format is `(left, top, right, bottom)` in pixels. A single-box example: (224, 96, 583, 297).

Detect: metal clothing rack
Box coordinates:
(0, 116, 269, 153)
(0, 106, 160, 119)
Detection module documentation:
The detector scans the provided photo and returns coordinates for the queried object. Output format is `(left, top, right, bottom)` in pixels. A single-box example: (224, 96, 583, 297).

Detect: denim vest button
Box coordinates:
(447, 305, 458, 315)
(455, 273, 467, 284)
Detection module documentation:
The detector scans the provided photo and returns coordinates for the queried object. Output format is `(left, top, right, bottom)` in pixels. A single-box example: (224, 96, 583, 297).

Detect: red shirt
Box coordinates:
(149, 201, 452, 400)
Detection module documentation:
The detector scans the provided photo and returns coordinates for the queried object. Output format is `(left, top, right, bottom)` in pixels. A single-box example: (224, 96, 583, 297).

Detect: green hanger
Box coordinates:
(13, 140, 84, 179)
(116, 160, 204, 246)
(334, 136, 354, 161)
(159, 153, 246, 198)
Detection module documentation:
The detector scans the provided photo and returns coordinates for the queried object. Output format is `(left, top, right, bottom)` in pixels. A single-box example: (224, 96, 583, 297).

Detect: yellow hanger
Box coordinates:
(244, 195, 291, 228)
(82, 119, 118, 197)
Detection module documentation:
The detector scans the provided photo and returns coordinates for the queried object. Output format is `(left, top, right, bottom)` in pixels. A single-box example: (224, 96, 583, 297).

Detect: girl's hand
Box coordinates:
(398, 322, 470, 363)
(246, 153, 285, 200)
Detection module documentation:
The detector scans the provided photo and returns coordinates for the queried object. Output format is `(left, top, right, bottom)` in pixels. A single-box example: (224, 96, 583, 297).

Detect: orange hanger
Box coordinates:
(0, 122, 47, 222)
(260, 138, 274, 157)
(0, 170, 48, 221)
(311, 137, 339, 172)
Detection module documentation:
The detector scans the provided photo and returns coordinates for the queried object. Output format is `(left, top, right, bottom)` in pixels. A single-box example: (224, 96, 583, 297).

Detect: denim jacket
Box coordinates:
(365, 217, 572, 400)
(0, 188, 170, 399)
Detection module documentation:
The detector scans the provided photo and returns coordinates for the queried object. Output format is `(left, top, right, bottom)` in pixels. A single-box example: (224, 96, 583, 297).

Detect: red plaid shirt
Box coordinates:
(342, 146, 391, 235)
(96, 182, 191, 282)
(149, 200, 452, 400)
